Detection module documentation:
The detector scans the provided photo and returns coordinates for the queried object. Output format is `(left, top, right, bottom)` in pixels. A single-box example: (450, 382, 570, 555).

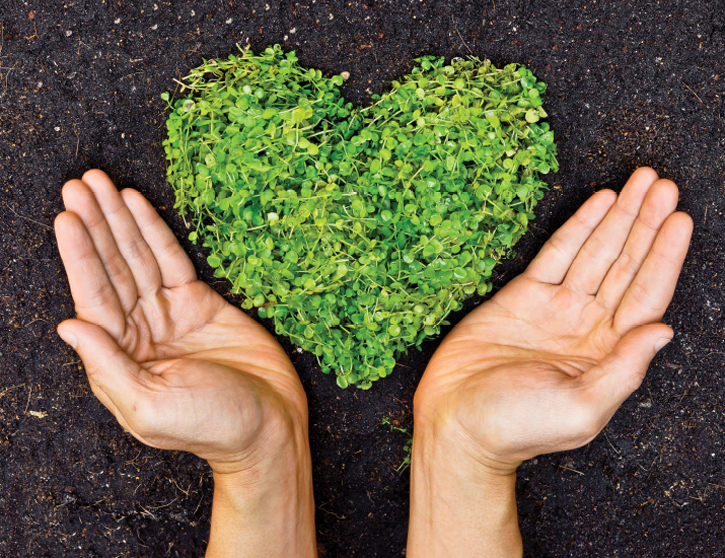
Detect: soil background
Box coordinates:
(1, 0, 724, 556)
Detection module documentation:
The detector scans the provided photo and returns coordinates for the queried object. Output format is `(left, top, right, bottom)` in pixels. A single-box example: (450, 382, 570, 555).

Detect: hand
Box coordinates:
(407, 168, 693, 558)
(56, 170, 317, 558)
(415, 167, 693, 473)
(55, 169, 308, 473)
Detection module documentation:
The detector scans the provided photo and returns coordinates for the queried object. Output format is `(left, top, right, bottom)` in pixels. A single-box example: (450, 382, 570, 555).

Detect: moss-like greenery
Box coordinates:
(162, 45, 558, 389)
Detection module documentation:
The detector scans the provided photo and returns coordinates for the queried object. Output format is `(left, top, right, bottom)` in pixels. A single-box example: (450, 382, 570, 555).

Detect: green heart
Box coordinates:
(162, 45, 558, 389)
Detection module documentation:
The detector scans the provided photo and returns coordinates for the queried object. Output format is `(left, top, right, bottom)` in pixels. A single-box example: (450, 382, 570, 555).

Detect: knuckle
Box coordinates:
(617, 251, 639, 276)
(123, 235, 147, 261)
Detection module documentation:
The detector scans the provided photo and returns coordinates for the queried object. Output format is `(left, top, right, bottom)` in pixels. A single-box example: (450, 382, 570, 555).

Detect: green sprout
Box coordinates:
(382, 416, 413, 473)
(162, 44, 558, 390)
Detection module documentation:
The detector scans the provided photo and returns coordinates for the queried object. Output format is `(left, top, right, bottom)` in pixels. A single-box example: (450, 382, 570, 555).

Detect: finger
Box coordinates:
(62, 179, 138, 313)
(121, 189, 197, 288)
(596, 179, 679, 312)
(57, 318, 143, 428)
(563, 167, 660, 295)
(584, 323, 673, 415)
(614, 211, 693, 334)
(55, 212, 126, 339)
(523, 189, 617, 284)
(81, 169, 162, 297)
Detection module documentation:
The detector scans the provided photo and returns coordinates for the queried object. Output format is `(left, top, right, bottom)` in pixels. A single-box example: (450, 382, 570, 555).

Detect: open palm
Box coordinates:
(415, 168, 693, 471)
(56, 170, 307, 473)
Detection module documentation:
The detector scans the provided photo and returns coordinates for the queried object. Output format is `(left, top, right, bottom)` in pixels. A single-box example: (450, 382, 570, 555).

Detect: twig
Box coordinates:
(559, 464, 584, 476)
(193, 490, 205, 516)
(317, 501, 346, 520)
(603, 430, 622, 455)
(168, 477, 191, 496)
(25, 21, 38, 40)
(145, 497, 178, 511)
(681, 80, 703, 104)
(3, 203, 52, 230)
(73, 123, 80, 158)
(138, 504, 157, 520)
(637, 454, 661, 473)
(24, 385, 33, 414)
(24, 318, 52, 328)
(452, 16, 474, 55)
(76, 36, 90, 56)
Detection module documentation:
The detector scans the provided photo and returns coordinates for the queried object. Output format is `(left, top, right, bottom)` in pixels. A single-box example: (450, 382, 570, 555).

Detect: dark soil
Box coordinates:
(1, 1, 724, 556)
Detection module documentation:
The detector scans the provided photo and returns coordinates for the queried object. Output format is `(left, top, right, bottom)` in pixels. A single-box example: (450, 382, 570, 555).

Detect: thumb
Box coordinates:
(58, 318, 141, 403)
(585, 323, 673, 412)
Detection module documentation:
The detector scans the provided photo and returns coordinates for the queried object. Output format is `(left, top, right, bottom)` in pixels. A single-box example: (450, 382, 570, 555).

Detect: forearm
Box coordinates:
(407, 424, 522, 558)
(206, 428, 317, 558)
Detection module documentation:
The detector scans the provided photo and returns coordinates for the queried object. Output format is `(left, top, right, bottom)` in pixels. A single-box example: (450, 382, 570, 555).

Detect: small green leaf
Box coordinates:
(207, 255, 222, 268)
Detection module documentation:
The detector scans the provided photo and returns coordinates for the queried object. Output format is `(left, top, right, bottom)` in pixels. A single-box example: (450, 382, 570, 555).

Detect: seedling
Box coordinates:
(163, 45, 558, 389)
(382, 416, 413, 472)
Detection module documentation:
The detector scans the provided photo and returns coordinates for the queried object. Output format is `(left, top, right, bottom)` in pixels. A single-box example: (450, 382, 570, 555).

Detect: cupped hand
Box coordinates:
(415, 168, 693, 473)
(55, 170, 307, 474)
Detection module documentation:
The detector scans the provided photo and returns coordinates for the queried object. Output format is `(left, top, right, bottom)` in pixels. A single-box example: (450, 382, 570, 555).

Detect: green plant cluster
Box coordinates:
(162, 45, 558, 389)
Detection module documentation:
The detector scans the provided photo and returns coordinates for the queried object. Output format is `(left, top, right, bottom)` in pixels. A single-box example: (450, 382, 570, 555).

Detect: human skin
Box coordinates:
(407, 168, 693, 557)
(55, 170, 317, 558)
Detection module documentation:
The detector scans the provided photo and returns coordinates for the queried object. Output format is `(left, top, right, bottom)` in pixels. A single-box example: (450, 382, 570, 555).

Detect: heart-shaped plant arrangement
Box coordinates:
(162, 45, 558, 389)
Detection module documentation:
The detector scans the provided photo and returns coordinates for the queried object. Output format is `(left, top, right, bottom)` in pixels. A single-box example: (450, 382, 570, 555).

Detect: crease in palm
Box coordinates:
(446, 280, 618, 373)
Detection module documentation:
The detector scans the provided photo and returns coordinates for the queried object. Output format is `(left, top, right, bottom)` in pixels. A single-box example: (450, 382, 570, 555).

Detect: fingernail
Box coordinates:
(59, 330, 77, 349)
(654, 337, 672, 352)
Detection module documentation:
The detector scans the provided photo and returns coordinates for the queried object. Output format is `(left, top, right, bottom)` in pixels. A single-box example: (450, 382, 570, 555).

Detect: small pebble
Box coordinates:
(341, 71, 350, 81)
(290, 27, 296, 34)
(114, 18, 121, 24)
(151, 24, 158, 30)
(54, 126, 60, 131)
(226, 18, 233, 24)
(64, 30, 73, 37)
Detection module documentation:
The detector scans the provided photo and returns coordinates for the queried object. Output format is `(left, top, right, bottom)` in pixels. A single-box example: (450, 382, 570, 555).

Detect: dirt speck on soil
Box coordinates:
(1, 1, 724, 557)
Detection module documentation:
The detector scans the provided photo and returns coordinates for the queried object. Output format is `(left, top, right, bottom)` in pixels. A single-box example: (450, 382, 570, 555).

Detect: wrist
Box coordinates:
(411, 421, 518, 496)
(407, 415, 522, 558)
(206, 421, 316, 558)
